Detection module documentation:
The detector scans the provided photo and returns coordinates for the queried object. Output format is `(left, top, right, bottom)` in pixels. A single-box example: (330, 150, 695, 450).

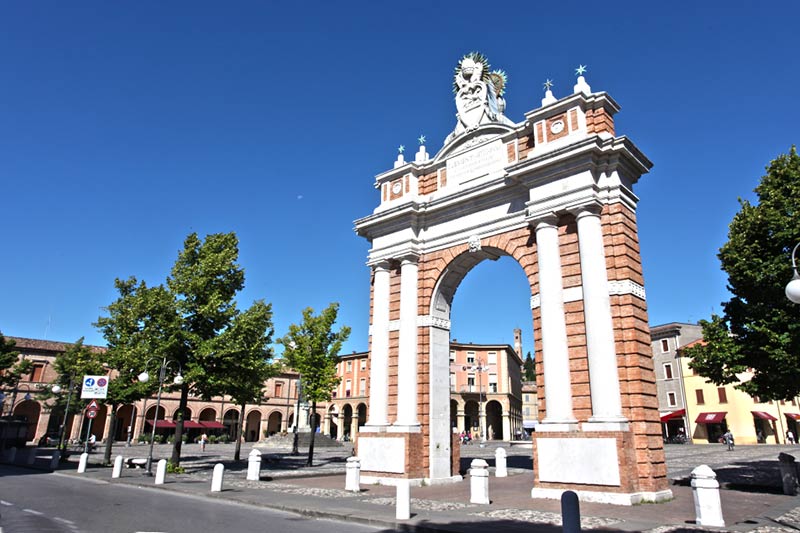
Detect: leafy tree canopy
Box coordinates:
(684, 147, 800, 400)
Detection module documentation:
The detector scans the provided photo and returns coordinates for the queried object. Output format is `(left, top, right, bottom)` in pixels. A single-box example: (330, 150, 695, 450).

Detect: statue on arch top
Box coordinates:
(448, 52, 514, 143)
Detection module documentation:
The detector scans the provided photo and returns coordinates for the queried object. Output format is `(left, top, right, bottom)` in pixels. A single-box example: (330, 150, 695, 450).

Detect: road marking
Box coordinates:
(55, 517, 76, 525)
(0, 500, 12, 506)
(23, 508, 44, 515)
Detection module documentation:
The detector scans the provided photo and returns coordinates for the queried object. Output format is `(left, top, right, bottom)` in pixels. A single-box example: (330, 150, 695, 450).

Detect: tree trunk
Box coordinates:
(170, 383, 189, 465)
(103, 403, 118, 465)
(306, 401, 316, 467)
(234, 402, 246, 461)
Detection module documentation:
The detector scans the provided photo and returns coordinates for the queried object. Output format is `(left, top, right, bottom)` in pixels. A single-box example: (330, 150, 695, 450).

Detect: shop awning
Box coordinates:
(785, 413, 800, 421)
(660, 409, 686, 422)
(200, 421, 226, 429)
(146, 419, 176, 429)
(751, 411, 778, 421)
(179, 420, 205, 429)
(695, 412, 727, 424)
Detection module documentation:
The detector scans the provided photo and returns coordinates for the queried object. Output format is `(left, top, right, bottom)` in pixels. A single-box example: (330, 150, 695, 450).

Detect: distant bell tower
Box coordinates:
(354, 54, 670, 504)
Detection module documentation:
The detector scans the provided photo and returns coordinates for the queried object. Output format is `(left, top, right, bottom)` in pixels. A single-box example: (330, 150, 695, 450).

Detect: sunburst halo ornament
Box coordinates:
(398, 145, 405, 154)
(418, 135, 426, 145)
(575, 64, 587, 76)
(453, 51, 492, 94)
(543, 79, 554, 91)
(489, 69, 508, 96)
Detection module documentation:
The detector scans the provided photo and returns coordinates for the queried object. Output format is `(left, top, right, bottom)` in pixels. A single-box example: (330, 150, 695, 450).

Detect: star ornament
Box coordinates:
(398, 145, 405, 154)
(543, 79, 554, 91)
(575, 64, 587, 76)
(418, 134, 426, 145)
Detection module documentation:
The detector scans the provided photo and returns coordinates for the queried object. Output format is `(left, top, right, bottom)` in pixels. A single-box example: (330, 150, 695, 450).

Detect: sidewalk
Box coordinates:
(39, 442, 800, 532)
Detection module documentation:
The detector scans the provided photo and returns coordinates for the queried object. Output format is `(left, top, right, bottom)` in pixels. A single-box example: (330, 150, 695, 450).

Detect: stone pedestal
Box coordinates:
(357, 430, 426, 484)
(691, 465, 724, 527)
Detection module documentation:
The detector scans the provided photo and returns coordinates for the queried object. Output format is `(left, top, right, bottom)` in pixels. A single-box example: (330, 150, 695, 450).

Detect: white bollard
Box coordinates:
(77, 452, 89, 473)
(211, 463, 225, 492)
(112, 455, 124, 478)
(50, 450, 60, 470)
(345, 456, 361, 492)
(495, 447, 508, 478)
(247, 448, 262, 481)
(691, 465, 725, 527)
(27, 447, 38, 465)
(470, 458, 490, 504)
(7, 447, 17, 463)
(155, 459, 167, 485)
(395, 479, 410, 520)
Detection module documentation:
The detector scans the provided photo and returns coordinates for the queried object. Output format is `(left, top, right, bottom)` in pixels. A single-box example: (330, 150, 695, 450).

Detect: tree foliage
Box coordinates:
(280, 303, 350, 466)
(522, 351, 535, 381)
(0, 332, 32, 389)
(684, 147, 800, 400)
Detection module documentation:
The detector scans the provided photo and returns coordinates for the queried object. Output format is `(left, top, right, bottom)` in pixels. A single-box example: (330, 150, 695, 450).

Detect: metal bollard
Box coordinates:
(691, 465, 725, 527)
(112, 455, 124, 478)
(470, 458, 490, 504)
(778, 453, 798, 495)
(155, 459, 167, 485)
(345, 456, 361, 492)
(495, 447, 507, 477)
(561, 490, 581, 533)
(247, 449, 262, 481)
(50, 450, 61, 470)
(77, 452, 89, 473)
(396, 479, 411, 520)
(211, 463, 225, 492)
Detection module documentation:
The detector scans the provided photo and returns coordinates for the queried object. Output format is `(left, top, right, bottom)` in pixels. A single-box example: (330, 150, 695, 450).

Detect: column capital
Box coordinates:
(369, 260, 392, 272)
(568, 200, 604, 220)
(398, 252, 420, 265)
(530, 212, 560, 231)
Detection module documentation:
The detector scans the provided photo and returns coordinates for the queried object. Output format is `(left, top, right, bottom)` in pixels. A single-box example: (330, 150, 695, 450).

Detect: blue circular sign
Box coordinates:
(84, 378, 95, 387)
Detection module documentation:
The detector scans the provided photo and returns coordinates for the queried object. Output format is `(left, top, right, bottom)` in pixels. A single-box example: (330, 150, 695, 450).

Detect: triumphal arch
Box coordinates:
(354, 53, 671, 504)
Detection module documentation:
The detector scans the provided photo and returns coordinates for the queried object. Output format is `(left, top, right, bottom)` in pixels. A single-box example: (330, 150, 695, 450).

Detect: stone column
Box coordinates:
(338, 412, 346, 441)
(350, 415, 359, 440)
(502, 413, 511, 441)
(323, 413, 331, 436)
(395, 255, 420, 427)
(535, 215, 577, 429)
(366, 262, 391, 427)
(457, 409, 465, 433)
(574, 206, 627, 428)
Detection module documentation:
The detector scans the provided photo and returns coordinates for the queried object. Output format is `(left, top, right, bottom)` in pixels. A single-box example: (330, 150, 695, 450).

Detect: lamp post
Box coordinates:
(471, 358, 488, 443)
(786, 242, 800, 304)
(138, 356, 183, 476)
(292, 375, 303, 455)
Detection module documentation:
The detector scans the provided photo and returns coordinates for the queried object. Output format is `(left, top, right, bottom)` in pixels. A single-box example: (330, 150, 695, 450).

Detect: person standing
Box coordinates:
(200, 433, 208, 452)
(787, 430, 795, 445)
(722, 430, 734, 451)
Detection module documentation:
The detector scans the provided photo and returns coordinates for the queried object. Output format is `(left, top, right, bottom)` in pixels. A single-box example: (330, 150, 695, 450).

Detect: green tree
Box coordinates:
(522, 351, 535, 381)
(94, 277, 167, 464)
(0, 332, 33, 415)
(39, 338, 105, 449)
(684, 147, 800, 400)
(196, 300, 277, 461)
(280, 303, 350, 467)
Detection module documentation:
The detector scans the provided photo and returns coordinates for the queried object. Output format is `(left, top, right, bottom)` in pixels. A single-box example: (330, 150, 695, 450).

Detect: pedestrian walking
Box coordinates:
(722, 430, 734, 451)
(200, 433, 208, 452)
(787, 430, 795, 445)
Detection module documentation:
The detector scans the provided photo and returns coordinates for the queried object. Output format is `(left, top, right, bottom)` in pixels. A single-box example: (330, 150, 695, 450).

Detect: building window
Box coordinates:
(718, 387, 728, 403)
(450, 350, 456, 363)
(359, 378, 366, 395)
(488, 351, 497, 365)
(489, 374, 497, 393)
(467, 376, 475, 390)
(667, 392, 677, 407)
(663, 363, 673, 380)
(332, 391, 337, 398)
(467, 352, 475, 364)
(661, 339, 669, 352)
(345, 379, 351, 397)
(31, 363, 45, 382)
(696, 389, 705, 405)
(524, 407, 530, 416)
(275, 382, 284, 398)
(524, 394, 529, 402)
(346, 361, 352, 371)
(360, 359, 366, 370)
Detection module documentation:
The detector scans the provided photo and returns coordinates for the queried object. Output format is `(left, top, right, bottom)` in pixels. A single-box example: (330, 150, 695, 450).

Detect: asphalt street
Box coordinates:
(0, 465, 381, 533)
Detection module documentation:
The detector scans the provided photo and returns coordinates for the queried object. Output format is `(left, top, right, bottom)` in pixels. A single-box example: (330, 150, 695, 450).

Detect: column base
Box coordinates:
(359, 424, 390, 433)
(530, 487, 673, 506)
(388, 424, 421, 433)
(536, 421, 580, 432)
(356, 431, 425, 479)
(582, 419, 630, 432)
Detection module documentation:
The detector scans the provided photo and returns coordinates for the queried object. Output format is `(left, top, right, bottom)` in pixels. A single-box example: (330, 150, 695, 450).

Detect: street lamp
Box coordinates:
(786, 242, 800, 304)
(471, 358, 488, 443)
(292, 376, 303, 455)
(138, 356, 183, 476)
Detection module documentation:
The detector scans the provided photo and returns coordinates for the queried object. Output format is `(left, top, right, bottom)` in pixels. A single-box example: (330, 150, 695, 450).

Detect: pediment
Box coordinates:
(433, 123, 516, 163)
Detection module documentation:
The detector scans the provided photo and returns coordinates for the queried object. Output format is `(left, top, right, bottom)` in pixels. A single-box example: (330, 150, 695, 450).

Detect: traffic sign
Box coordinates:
(81, 375, 109, 399)
(86, 410, 98, 419)
(86, 399, 100, 411)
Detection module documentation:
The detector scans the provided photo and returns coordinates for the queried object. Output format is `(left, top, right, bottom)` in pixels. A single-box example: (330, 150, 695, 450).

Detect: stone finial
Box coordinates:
(394, 145, 406, 168)
(573, 65, 592, 95)
(542, 79, 557, 106)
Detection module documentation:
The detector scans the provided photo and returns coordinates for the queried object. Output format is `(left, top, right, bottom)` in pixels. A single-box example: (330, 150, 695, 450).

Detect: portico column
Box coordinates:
(457, 410, 465, 433)
(366, 262, 391, 427)
(535, 215, 578, 429)
(338, 411, 346, 440)
(574, 207, 628, 428)
(395, 255, 420, 427)
(502, 413, 511, 441)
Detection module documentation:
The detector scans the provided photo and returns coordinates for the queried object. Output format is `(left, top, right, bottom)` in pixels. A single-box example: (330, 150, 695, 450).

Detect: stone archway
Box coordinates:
(328, 405, 338, 440)
(450, 399, 458, 429)
(116, 405, 137, 442)
(267, 411, 282, 436)
(13, 400, 40, 443)
(486, 400, 503, 441)
(245, 410, 262, 442)
(354, 53, 669, 503)
(223, 409, 239, 440)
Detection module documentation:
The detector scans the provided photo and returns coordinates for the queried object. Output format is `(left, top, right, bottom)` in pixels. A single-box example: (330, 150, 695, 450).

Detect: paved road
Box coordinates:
(0, 465, 381, 533)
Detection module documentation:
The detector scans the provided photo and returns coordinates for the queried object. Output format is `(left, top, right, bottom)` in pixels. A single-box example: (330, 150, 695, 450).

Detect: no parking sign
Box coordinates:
(81, 375, 109, 399)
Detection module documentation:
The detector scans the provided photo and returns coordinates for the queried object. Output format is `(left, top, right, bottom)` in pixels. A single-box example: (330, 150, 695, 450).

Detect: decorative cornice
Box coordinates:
(417, 315, 452, 330)
(530, 279, 645, 309)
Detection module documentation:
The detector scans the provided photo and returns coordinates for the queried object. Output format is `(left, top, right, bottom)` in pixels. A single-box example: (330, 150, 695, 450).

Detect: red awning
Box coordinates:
(695, 412, 727, 424)
(146, 419, 176, 429)
(785, 413, 800, 421)
(180, 420, 205, 429)
(660, 409, 686, 422)
(752, 411, 778, 421)
(200, 421, 226, 429)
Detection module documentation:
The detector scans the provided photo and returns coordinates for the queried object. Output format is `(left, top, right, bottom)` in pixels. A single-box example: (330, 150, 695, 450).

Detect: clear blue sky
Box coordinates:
(1, 2, 797, 358)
